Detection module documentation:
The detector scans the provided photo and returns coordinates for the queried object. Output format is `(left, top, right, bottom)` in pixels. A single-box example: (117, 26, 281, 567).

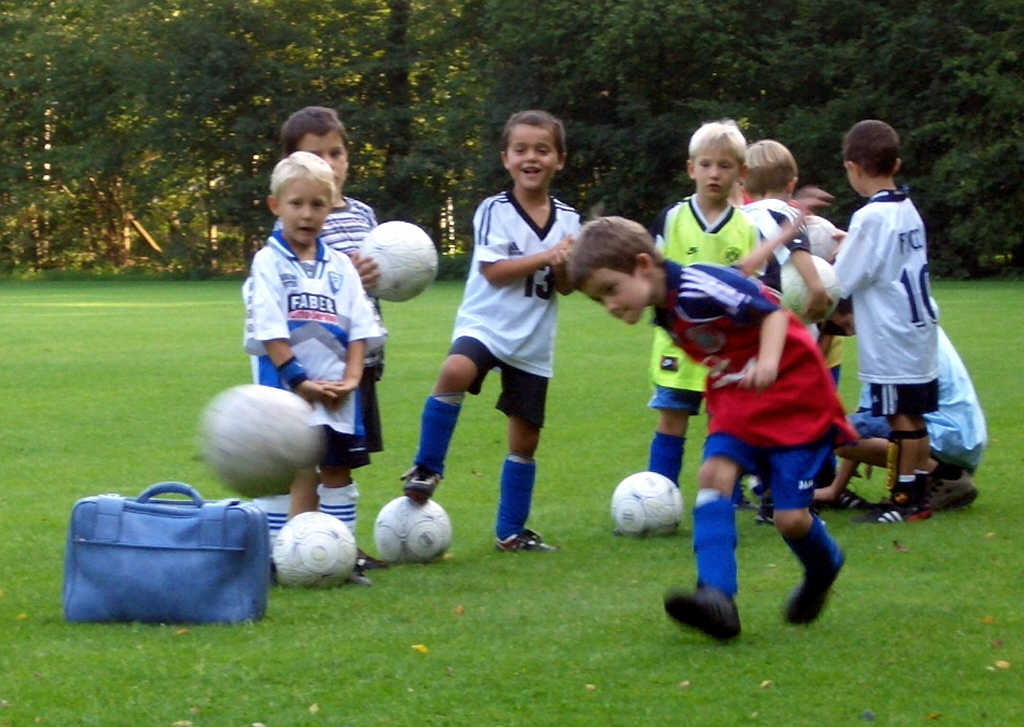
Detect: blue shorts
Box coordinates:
(703, 432, 835, 511)
(320, 426, 370, 470)
(848, 409, 892, 440)
(647, 386, 703, 414)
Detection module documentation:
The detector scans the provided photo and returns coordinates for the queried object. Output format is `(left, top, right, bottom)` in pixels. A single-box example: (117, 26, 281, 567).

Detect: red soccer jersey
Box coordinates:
(657, 262, 856, 449)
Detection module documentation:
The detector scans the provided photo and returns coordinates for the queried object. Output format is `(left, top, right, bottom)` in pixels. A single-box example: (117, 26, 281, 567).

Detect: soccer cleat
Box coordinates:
(356, 548, 388, 571)
(851, 501, 932, 524)
(664, 586, 741, 640)
(928, 473, 979, 511)
(347, 564, 373, 586)
(495, 528, 557, 552)
(401, 465, 441, 504)
(785, 551, 845, 624)
(754, 495, 774, 525)
(833, 490, 874, 510)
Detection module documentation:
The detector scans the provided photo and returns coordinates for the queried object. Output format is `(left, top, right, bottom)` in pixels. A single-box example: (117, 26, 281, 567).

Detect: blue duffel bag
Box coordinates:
(63, 482, 270, 623)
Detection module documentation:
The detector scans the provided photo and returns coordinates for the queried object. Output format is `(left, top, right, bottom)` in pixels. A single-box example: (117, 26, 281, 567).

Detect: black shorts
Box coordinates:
(320, 426, 370, 470)
(449, 336, 549, 428)
(869, 379, 939, 417)
(359, 364, 383, 453)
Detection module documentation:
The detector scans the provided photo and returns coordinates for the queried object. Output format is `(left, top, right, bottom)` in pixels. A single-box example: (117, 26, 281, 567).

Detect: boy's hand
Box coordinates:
(293, 379, 328, 407)
(792, 186, 834, 215)
(547, 236, 572, 267)
(317, 379, 358, 411)
(349, 250, 381, 293)
(741, 357, 779, 392)
(804, 287, 834, 323)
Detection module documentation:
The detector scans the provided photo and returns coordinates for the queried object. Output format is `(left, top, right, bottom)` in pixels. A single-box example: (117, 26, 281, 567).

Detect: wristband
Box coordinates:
(276, 356, 308, 388)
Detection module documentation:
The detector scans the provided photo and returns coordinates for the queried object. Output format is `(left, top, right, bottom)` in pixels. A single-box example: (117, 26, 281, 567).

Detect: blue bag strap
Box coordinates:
(92, 496, 125, 542)
(199, 502, 229, 548)
(137, 482, 204, 506)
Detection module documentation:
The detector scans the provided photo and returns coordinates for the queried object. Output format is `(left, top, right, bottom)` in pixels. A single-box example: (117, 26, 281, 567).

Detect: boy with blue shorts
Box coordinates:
(647, 120, 758, 498)
(570, 216, 855, 640)
(834, 120, 939, 524)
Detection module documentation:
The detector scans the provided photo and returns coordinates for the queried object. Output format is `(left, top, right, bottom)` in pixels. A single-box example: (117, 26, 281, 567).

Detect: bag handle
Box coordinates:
(136, 482, 204, 506)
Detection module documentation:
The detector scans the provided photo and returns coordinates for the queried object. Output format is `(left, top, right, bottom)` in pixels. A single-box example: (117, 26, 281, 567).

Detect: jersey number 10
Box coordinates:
(899, 263, 937, 328)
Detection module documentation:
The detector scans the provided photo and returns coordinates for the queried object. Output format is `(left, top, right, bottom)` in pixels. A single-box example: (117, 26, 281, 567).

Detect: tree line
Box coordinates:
(2, 0, 1021, 278)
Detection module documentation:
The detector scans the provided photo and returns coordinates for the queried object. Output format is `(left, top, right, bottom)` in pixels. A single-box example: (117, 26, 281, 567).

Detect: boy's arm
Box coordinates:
(788, 248, 831, 321)
(742, 309, 788, 391)
(735, 219, 803, 278)
(318, 339, 366, 410)
(480, 236, 571, 288)
(263, 339, 323, 405)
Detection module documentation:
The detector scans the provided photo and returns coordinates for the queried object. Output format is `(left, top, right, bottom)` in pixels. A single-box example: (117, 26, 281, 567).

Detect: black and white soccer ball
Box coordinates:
(272, 511, 356, 587)
(373, 496, 452, 563)
(359, 221, 438, 302)
(611, 471, 684, 537)
(200, 384, 324, 498)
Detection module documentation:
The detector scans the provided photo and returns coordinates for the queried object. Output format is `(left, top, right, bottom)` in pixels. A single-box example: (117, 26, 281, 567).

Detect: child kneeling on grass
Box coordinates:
(568, 216, 856, 640)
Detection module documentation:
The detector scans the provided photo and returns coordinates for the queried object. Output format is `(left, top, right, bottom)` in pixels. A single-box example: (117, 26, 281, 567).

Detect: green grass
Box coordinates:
(0, 279, 1020, 726)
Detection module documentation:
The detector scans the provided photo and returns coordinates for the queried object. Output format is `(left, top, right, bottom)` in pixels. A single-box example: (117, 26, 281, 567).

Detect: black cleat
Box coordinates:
(664, 586, 741, 640)
(785, 552, 844, 624)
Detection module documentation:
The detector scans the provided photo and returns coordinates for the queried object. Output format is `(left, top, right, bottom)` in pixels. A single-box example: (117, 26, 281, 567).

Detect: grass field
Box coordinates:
(0, 279, 1021, 726)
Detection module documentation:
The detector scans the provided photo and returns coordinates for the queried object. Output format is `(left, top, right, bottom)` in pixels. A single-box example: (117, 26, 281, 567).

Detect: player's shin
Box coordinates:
(692, 490, 738, 596)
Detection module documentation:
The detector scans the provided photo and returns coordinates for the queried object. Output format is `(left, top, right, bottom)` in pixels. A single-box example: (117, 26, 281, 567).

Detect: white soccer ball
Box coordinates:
(373, 496, 452, 563)
(779, 255, 842, 324)
(272, 511, 357, 587)
(804, 215, 841, 262)
(611, 472, 684, 537)
(359, 220, 438, 302)
(200, 384, 324, 498)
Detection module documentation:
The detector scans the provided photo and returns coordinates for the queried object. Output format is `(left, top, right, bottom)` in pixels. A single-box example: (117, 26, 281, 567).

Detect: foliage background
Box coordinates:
(1, 0, 1022, 277)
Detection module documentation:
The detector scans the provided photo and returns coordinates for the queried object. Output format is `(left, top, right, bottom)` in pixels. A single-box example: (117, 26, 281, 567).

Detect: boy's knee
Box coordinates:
(773, 508, 812, 539)
(697, 457, 739, 495)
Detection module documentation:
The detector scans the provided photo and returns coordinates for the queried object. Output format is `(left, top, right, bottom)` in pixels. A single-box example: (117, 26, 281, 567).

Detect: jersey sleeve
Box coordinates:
(243, 247, 288, 355)
(678, 264, 778, 323)
(834, 209, 882, 297)
(472, 197, 516, 265)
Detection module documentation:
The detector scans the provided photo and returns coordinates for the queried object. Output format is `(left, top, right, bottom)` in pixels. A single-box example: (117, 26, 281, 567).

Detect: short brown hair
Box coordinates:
(280, 106, 348, 156)
(568, 216, 664, 290)
(500, 110, 567, 157)
(745, 139, 797, 196)
(843, 120, 900, 177)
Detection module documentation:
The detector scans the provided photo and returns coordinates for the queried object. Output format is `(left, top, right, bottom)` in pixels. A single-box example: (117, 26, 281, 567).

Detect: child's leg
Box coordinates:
(253, 468, 316, 544)
(648, 409, 689, 486)
(495, 416, 540, 541)
(887, 413, 931, 506)
(317, 465, 357, 534)
(412, 354, 478, 475)
(692, 456, 742, 597)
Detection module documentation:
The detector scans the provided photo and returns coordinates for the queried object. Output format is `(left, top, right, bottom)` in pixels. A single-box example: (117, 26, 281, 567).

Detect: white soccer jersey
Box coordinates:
(452, 191, 581, 377)
(835, 188, 937, 384)
(243, 231, 386, 434)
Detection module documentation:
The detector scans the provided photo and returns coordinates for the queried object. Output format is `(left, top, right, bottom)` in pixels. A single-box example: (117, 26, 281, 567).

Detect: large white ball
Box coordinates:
(373, 496, 451, 563)
(611, 472, 684, 537)
(779, 255, 842, 324)
(200, 384, 324, 498)
(273, 511, 357, 587)
(359, 221, 438, 302)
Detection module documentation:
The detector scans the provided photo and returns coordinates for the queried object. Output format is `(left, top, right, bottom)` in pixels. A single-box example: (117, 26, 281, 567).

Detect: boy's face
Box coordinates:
(501, 123, 565, 196)
(267, 178, 332, 253)
(688, 144, 745, 208)
(579, 257, 657, 325)
(296, 131, 348, 203)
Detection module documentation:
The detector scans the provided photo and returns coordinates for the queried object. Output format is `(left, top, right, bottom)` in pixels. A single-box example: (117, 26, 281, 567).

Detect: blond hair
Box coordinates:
(568, 216, 664, 290)
(269, 151, 337, 200)
(745, 139, 798, 196)
(689, 119, 747, 163)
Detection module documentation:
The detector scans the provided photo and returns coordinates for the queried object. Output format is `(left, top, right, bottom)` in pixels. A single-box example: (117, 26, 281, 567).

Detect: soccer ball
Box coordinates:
(359, 220, 438, 302)
(199, 384, 324, 498)
(373, 496, 452, 563)
(804, 215, 841, 262)
(611, 472, 684, 537)
(272, 511, 357, 587)
(779, 255, 842, 324)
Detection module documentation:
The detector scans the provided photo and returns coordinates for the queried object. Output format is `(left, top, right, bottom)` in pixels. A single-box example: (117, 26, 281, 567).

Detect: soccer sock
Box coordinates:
(648, 431, 684, 486)
(692, 490, 738, 597)
(318, 482, 359, 536)
(414, 395, 462, 476)
(783, 514, 844, 587)
(251, 494, 290, 544)
(496, 454, 536, 541)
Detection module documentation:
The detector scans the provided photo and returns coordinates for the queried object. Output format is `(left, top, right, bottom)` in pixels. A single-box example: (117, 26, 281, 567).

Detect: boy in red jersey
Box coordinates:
(569, 216, 855, 640)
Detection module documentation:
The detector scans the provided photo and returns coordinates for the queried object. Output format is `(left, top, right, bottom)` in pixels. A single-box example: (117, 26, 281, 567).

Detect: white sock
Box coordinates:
(318, 482, 359, 536)
(252, 494, 291, 543)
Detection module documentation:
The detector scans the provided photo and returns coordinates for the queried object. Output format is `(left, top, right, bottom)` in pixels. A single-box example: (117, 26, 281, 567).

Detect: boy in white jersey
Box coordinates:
(400, 110, 580, 552)
(278, 107, 390, 570)
(244, 152, 385, 576)
(834, 120, 939, 524)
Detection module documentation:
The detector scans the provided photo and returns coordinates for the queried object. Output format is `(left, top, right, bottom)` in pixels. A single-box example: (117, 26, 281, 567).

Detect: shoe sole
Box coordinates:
(929, 483, 979, 511)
